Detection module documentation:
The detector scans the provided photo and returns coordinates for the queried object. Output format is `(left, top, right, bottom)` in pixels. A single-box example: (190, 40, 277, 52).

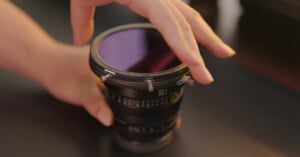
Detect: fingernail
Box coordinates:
(97, 108, 113, 126)
(190, 66, 214, 84)
(225, 44, 236, 56)
(204, 69, 214, 84)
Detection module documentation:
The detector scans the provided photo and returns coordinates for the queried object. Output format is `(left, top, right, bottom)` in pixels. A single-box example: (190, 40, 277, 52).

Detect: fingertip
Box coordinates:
(70, 0, 95, 46)
(224, 44, 236, 57)
(97, 105, 114, 126)
(190, 65, 214, 85)
(215, 43, 236, 58)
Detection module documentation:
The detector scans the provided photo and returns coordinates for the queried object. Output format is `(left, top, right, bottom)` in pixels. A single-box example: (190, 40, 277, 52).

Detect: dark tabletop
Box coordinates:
(1, 1, 299, 157)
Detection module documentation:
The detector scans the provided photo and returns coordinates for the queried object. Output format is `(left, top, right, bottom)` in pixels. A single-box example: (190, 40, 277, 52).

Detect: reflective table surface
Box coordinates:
(1, 0, 299, 157)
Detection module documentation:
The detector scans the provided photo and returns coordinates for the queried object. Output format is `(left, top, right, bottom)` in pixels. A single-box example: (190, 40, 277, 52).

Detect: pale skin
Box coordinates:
(0, 0, 235, 126)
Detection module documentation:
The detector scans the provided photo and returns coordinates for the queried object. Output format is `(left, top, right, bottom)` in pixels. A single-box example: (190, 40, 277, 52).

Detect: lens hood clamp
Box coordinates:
(101, 69, 116, 82)
(176, 75, 194, 86)
(145, 79, 154, 92)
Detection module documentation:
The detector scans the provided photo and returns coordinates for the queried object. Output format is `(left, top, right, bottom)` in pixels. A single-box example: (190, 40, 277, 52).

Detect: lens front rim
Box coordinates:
(90, 23, 189, 88)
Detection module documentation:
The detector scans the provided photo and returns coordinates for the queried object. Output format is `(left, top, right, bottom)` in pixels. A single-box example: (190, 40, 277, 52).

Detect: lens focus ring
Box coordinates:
(105, 86, 183, 141)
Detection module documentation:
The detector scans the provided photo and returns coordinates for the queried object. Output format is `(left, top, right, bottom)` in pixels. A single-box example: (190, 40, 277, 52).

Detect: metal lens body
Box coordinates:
(90, 23, 190, 153)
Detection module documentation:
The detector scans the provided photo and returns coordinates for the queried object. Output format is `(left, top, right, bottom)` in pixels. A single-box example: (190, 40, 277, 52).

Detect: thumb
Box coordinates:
(81, 84, 114, 126)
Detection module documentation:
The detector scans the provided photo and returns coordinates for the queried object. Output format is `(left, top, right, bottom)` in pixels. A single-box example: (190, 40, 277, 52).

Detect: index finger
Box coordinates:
(126, 0, 214, 84)
(71, 0, 96, 45)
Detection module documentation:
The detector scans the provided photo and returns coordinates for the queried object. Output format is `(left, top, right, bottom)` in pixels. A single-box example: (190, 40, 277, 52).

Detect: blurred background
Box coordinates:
(192, 0, 300, 92)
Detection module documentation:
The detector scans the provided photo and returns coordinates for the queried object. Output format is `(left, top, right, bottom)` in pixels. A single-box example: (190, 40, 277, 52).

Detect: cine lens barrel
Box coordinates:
(89, 23, 191, 153)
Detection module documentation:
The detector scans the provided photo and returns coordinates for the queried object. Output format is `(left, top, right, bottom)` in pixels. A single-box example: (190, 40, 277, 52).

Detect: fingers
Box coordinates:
(71, 0, 96, 45)
(173, 0, 236, 58)
(165, 0, 200, 59)
(81, 81, 113, 126)
(71, 0, 235, 84)
(127, 0, 214, 84)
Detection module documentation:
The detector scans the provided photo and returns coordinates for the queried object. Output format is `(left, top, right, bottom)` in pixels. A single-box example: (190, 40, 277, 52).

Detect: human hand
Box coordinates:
(71, 0, 236, 84)
(41, 44, 113, 126)
(0, 0, 113, 126)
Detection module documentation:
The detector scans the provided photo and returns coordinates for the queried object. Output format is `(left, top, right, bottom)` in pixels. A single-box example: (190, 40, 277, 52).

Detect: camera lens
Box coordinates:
(89, 23, 191, 153)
